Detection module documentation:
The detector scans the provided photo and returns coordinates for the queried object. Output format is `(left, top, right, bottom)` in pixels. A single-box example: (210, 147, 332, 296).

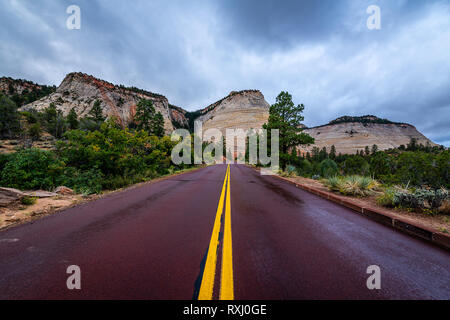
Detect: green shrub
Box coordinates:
(325, 176, 341, 192)
(341, 156, 370, 176)
(324, 175, 380, 197)
(392, 188, 449, 211)
(319, 158, 338, 178)
(28, 123, 42, 141)
(376, 187, 396, 207)
(60, 167, 104, 195)
(0, 148, 66, 190)
(296, 159, 312, 177)
(21, 196, 37, 206)
(0, 153, 11, 173)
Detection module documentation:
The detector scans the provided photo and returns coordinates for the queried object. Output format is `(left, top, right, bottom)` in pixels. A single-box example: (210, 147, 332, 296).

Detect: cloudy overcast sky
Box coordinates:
(1, 0, 449, 145)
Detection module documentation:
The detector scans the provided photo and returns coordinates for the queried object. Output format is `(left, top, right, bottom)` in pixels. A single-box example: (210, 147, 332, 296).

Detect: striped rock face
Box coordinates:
(196, 90, 270, 136)
(302, 121, 438, 155)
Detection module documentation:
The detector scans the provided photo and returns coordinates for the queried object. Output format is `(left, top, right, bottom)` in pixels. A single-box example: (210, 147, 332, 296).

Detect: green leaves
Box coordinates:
(134, 99, 165, 137)
(263, 91, 314, 169)
(0, 94, 21, 139)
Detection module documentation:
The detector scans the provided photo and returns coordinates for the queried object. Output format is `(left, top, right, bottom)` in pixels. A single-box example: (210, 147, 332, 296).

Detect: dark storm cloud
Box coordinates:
(214, 0, 349, 49)
(0, 0, 449, 145)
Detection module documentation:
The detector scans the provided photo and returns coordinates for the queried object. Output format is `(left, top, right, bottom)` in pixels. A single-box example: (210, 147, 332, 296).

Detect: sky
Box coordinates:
(0, 0, 449, 146)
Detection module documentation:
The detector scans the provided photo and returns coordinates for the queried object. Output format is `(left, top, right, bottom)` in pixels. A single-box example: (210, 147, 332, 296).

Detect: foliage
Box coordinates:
(341, 156, 370, 176)
(0, 94, 21, 138)
(61, 167, 103, 195)
(28, 123, 42, 141)
(67, 108, 79, 130)
(376, 187, 397, 207)
(324, 175, 380, 197)
(56, 122, 180, 188)
(43, 103, 67, 138)
(134, 99, 165, 136)
(89, 100, 106, 123)
(263, 91, 314, 169)
(21, 196, 37, 206)
(4, 78, 56, 106)
(392, 188, 448, 211)
(319, 158, 339, 178)
(0, 148, 66, 190)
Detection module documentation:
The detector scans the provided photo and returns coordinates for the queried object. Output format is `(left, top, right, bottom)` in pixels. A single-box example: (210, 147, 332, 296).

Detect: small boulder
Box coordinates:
(0, 187, 25, 207)
(24, 190, 58, 198)
(54, 186, 75, 195)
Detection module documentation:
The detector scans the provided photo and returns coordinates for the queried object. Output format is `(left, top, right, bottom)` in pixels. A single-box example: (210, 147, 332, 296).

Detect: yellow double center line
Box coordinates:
(198, 165, 234, 300)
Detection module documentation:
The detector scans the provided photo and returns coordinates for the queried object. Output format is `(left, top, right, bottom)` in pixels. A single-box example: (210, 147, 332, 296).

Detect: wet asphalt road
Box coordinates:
(0, 164, 449, 299)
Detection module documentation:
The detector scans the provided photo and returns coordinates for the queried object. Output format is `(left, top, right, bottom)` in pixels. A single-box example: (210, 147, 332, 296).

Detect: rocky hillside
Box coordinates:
(196, 90, 270, 135)
(302, 115, 438, 154)
(0, 77, 56, 106)
(6, 73, 438, 154)
(20, 72, 175, 132)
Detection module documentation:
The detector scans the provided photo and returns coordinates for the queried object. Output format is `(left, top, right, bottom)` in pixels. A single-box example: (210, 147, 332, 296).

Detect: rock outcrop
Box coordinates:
(21, 72, 175, 132)
(0, 187, 25, 207)
(302, 116, 438, 155)
(7, 73, 438, 154)
(196, 90, 270, 135)
(0, 77, 56, 106)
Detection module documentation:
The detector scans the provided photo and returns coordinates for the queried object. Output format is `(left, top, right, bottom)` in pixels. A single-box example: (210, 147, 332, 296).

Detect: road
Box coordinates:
(0, 164, 449, 299)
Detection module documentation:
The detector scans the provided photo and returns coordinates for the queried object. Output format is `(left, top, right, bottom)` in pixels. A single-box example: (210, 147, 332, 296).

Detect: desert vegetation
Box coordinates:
(278, 139, 449, 215)
(0, 95, 194, 194)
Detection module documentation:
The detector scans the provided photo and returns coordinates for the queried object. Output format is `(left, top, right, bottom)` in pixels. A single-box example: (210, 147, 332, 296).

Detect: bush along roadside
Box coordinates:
(376, 187, 450, 215)
(0, 121, 198, 195)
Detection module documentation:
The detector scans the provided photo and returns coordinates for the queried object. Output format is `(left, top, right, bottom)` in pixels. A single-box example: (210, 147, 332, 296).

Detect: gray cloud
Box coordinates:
(0, 0, 449, 145)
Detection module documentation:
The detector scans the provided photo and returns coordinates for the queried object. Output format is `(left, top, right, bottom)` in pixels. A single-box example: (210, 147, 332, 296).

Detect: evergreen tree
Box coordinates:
(135, 99, 165, 136)
(0, 94, 20, 138)
(263, 91, 314, 169)
(371, 144, 378, 155)
(135, 99, 155, 132)
(365, 146, 370, 156)
(67, 108, 79, 130)
(89, 100, 105, 123)
(330, 145, 336, 160)
(28, 123, 42, 141)
(152, 112, 165, 137)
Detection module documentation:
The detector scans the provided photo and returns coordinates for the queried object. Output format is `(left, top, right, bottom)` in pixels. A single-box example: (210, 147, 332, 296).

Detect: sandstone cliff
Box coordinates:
(302, 116, 438, 155)
(196, 90, 270, 135)
(21, 72, 175, 132)
(8, 73, 438, 154)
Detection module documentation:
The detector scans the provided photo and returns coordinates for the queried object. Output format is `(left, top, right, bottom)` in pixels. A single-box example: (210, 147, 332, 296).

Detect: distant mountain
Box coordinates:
(6, 72, 438, 153)
(302, 116, 438, 154)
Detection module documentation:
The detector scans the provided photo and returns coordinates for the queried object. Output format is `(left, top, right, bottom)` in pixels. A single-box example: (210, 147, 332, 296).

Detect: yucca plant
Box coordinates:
(324, 175, 380, 197)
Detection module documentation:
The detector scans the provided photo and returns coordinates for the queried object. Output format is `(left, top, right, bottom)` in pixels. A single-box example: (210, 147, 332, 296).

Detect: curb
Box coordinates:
(251, 167, 450, 251)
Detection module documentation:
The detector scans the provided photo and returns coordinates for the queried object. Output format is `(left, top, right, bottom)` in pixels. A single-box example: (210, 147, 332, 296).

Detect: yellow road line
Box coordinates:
(220, 164, 234, 300)
(198, 165, 229, 300)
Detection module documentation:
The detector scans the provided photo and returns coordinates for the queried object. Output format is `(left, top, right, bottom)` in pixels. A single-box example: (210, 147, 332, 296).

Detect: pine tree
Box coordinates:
(67, 108, 79, 130)
(330, 145, 336, 159)
(135, 99, 155, 132)
(0, 94, 20, 138)
(371, 144, 378, 155)
(151, 112, 165, 137)
(263, 91, 314, 169)
(89, 100, 105, 123)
